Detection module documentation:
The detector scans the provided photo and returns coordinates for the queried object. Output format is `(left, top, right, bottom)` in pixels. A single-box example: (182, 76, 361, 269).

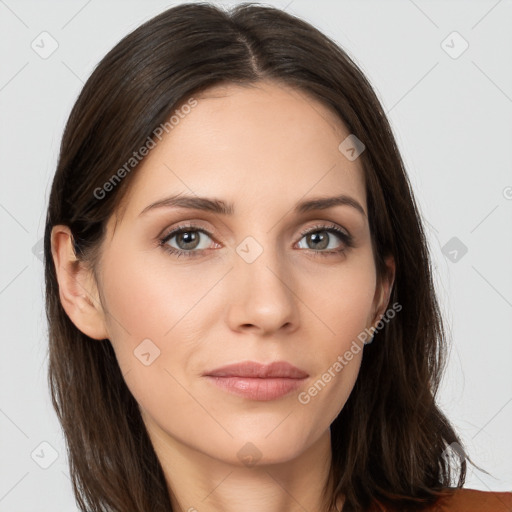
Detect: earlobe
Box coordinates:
(50, 225, 109, 341)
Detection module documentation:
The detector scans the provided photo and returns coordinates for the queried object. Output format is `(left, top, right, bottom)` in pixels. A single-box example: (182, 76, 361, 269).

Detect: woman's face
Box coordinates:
(67, 80, 394, 466)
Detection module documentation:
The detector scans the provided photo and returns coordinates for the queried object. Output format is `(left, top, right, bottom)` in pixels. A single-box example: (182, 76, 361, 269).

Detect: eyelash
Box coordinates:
(158, 222, 354, 259)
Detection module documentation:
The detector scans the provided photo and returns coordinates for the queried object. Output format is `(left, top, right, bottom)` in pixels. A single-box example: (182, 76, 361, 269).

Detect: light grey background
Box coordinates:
(1, 0, 511, 510)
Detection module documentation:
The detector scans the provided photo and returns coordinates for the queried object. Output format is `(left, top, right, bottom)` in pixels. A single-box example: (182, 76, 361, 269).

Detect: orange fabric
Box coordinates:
(429, 488, 512, 511)
(369, 489, 512, 511)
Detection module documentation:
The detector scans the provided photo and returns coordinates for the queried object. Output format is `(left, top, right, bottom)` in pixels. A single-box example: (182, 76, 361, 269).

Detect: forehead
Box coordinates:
(113, 80, 366, 223)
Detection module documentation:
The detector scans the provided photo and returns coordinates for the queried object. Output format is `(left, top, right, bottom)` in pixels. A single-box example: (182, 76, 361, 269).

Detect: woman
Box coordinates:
(44, 2, 512, 511)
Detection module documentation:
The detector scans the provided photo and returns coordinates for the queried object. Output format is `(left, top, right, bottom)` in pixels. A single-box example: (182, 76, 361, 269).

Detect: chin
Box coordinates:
(213, 428, 318, 468)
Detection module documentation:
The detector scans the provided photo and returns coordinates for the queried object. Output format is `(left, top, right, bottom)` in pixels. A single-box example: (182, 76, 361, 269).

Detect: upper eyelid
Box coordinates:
(160, 223, 213, 242)
(160, 222, 350, 245)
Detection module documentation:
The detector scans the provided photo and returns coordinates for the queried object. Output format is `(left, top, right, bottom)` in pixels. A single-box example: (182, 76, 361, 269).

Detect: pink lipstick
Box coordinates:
(203, 361, 309, 401)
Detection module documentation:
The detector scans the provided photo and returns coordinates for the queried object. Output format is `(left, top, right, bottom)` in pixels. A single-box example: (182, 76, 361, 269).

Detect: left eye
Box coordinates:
(297, 228, 348, 251)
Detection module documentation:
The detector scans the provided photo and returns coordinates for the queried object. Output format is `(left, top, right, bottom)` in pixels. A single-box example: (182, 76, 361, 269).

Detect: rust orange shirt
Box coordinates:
(370, 488, 512, 511)
(430, 489, 512, 511)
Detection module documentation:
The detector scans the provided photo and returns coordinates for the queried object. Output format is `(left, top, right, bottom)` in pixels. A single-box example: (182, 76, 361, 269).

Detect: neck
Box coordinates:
(146, 424, 340, 512)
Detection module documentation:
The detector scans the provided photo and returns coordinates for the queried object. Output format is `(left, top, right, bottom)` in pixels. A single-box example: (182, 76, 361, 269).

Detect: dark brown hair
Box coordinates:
(44, 3, 468, 511)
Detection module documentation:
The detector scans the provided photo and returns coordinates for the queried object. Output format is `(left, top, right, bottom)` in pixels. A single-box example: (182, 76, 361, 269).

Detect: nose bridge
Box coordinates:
(229, 231, 298, 332)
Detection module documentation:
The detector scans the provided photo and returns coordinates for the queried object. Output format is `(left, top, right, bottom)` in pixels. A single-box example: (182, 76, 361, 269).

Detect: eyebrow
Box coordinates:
(138, 193, 366, 218)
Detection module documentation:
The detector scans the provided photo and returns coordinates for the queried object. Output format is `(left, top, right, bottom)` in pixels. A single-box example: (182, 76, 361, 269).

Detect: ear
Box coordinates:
(50, 225, 109, 340)
(369, 254, 396, 329)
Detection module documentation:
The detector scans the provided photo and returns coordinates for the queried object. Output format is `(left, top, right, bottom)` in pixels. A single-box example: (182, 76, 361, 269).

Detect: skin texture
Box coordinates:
(51, 80, 395, 512)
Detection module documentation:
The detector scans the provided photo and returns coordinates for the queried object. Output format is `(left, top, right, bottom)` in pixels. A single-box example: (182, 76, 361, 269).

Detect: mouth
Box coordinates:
(203, 361, 309, 401)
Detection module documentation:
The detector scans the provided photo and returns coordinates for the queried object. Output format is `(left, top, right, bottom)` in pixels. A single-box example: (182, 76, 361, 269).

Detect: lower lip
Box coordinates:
(205, 376, 306, 401)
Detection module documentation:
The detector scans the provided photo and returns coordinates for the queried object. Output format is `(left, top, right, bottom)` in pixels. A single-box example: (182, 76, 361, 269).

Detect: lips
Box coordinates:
(203, 361, 309, 401)
(204, 361, 309, 379)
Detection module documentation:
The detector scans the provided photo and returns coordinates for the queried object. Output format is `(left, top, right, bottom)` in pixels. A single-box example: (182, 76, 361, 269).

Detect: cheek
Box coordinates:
(97, 252, 213, 436)
(97, 243, 225, 407)
(294, 253, 376, 419)
(303, 250, 377, 348)
(99, 242, 223, 351)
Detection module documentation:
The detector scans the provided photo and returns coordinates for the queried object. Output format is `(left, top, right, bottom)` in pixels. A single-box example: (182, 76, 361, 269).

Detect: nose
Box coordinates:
(226, 241, 299, 336)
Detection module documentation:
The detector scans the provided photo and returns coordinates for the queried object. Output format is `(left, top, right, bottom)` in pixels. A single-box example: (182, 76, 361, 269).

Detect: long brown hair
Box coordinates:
(44, 3, 467, 511)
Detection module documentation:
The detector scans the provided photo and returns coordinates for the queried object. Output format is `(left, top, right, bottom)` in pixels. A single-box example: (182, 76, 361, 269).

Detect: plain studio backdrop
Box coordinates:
(1, 0, 511, 510)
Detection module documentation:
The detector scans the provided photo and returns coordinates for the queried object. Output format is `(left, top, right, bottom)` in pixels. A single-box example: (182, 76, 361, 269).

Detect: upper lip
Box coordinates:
(204, 361, 309, 379)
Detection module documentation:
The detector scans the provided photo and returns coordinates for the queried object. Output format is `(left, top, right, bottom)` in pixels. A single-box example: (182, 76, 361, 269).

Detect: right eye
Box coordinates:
(159, 224, 218, 258)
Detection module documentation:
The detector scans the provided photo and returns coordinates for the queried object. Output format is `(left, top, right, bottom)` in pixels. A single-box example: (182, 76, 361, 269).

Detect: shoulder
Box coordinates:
(427, 488, 512, 511)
